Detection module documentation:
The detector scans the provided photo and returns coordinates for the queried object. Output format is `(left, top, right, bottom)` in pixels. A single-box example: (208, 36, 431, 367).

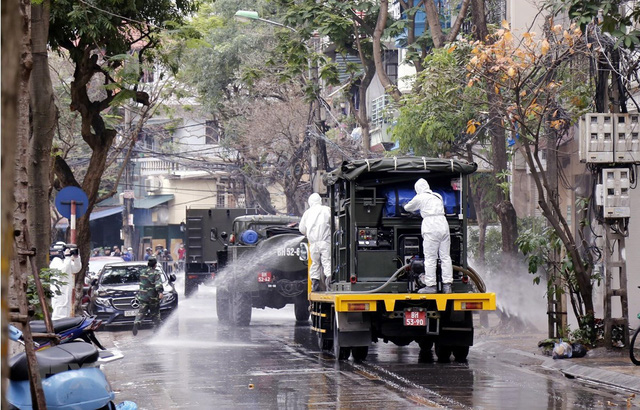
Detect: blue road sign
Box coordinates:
(55, 186, 89, 219)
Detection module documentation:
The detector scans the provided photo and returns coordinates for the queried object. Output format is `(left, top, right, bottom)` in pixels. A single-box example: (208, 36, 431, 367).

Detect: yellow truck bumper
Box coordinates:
(308, 292, 496, 312)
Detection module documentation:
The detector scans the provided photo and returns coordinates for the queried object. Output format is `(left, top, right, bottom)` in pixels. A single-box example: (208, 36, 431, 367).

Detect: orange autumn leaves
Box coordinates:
(464, 20, 586, 134)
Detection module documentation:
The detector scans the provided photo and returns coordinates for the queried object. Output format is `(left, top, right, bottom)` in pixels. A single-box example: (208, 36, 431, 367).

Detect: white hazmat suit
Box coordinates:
(50, 250, 82, 319)
(299, 193, 331, 286)
(404, 178, 453, 291)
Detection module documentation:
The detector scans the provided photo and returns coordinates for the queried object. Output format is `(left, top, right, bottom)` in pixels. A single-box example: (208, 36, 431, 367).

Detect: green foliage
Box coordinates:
(467, 224, 503, 270)
(555, 0, 640, 49)
(392, 44, 483, 156)
(28, 269, 67, 320)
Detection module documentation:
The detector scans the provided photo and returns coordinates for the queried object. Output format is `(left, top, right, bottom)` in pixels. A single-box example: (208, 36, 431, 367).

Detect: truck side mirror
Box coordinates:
(220, 231, 228, 240)
(210, 228, 218, 241)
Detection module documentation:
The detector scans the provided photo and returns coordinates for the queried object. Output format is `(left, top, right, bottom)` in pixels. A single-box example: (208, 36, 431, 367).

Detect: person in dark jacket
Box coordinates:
(132, 257, 164, 336)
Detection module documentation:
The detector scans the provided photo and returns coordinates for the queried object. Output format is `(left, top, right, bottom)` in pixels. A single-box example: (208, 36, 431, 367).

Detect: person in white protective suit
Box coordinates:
(299, 193, 332, 291)
(404, 178, 453, 294)
(50, 246, 82, 319)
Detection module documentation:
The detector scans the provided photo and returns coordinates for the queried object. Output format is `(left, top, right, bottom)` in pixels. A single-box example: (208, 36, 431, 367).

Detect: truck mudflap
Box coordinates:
(308, 292, 496, 312)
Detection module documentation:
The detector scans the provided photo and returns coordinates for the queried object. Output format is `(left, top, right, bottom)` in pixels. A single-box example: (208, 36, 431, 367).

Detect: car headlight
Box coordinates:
(94, 297, 111, 308)
(161, 293, 176, 305)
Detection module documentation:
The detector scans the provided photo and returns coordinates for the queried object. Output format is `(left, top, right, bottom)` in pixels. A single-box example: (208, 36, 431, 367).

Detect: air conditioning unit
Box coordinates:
(145, 176, 162, 192)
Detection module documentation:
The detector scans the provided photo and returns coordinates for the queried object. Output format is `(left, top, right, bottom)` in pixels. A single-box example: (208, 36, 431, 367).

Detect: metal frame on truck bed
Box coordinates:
(309, 157, 496, 362)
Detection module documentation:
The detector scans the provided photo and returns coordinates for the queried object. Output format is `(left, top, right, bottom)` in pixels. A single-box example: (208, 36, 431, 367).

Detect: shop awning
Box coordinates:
(134, 194, 174, 209)
(56, 206, 123, 229)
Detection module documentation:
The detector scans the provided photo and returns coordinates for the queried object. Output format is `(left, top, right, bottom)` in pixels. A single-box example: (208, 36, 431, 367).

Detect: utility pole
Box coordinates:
(122, 107, 135, 253)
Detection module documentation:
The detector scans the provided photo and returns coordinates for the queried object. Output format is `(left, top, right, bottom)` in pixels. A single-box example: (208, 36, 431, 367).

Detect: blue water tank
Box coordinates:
(240, 229, 259, 245)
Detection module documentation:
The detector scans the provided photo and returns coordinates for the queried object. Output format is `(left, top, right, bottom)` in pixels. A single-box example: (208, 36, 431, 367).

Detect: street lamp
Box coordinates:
(234, 10, 297, 32)
(233, 9, 326, 193)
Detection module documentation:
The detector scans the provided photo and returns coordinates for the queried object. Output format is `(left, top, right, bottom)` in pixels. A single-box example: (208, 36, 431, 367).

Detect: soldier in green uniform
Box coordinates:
(132, 257, 164, 336)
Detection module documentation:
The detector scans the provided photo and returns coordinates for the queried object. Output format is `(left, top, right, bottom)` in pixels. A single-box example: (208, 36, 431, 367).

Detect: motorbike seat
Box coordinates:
(30, 316, 85, 334)
(9, 342, 99, 381)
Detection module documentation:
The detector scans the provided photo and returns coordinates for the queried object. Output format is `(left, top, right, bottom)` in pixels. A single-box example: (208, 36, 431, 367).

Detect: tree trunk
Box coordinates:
(11, 0, 33, 313)
(354, 59, 376, 156)
(470, 0, 519, 257)
(2, 0, 23, 402)
(373, 0, 402, 102)
(29, 0, 56, 270)
(424, 0, 445, 48)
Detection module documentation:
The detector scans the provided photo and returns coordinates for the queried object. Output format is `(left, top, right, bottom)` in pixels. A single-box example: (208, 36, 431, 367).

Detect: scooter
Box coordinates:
(28, 315, 105, 351)
(7, 324, 137, 410)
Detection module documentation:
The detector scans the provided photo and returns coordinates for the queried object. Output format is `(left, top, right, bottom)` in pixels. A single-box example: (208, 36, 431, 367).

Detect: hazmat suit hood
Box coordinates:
(414, 178, 431, 194)
(308, 193, 322, 207)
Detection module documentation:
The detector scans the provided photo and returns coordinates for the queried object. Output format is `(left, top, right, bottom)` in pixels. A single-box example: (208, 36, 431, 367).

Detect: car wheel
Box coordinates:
(216, 288, 231, 323)
(231, 291, 252, 327)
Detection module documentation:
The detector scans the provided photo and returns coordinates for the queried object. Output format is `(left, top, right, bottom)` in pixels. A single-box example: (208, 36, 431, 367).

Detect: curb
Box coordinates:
(474, 340, 640, 394)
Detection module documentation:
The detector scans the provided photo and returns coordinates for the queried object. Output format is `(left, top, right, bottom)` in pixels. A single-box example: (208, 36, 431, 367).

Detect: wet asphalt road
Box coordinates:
(99, 282, 634, 409)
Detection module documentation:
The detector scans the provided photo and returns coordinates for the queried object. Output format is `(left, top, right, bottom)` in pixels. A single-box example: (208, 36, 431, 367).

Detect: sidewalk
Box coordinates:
(474, 328, 640, 394)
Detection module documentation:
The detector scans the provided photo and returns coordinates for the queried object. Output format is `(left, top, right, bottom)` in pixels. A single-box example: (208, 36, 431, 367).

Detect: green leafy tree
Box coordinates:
(46, 0, 198, 313)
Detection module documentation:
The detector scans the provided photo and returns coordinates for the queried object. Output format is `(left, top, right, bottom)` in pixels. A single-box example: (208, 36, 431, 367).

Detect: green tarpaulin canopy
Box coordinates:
(324, 157, 478, 185)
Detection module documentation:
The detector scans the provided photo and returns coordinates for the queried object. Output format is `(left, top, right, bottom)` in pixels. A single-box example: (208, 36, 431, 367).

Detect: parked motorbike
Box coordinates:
(7, 324, 137, 410)
(28, 315, 105, 351)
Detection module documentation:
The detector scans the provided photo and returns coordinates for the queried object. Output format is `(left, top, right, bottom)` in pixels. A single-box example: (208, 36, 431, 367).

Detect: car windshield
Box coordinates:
(100, 265, 167, 285)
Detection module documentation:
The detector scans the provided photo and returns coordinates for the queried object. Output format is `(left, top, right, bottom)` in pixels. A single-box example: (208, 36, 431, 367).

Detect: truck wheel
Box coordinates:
(452, 346, 469, 362)
(333, 320, 351, 360)
(294, 301, 310, 322)
(352, 346, 368, 362)
(216, 288, 231, 323)
(184, 279, 197, 298)
(317, 331, 333, 351)
(232, 291, 252, 327)
(435, 343, 452, 363)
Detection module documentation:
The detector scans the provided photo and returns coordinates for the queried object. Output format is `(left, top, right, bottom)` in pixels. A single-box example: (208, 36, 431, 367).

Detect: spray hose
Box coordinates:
(357, 264, 411, 294)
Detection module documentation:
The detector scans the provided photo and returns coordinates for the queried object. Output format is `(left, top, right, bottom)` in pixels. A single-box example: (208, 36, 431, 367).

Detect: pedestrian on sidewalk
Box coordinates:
(132, 257, 164, 336)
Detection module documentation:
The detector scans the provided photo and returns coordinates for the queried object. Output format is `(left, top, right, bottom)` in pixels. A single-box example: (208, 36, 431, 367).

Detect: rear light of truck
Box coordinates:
(347, 303, 370, 311)
(257, 272, 272, 283)
(461, 302, 483, 310)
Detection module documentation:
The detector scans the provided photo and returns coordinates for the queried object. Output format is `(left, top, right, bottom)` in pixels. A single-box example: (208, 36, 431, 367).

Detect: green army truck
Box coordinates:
(310, 157, 496, 362)
(215, 215, 310, 326)
(184, 208, 259, 297)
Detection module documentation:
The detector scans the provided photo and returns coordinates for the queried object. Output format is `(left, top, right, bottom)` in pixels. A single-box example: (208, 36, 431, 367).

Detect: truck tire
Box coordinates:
(232, 291, 252, 327)
(184, 279, 197, 298)
(216, 288, 231, 323)
(351, 346, 368, 362)
(452, 346, 469, 362)
(317, 331, 333, 351)
(294, 300, 310, 322)
(435, 343, 452, 363)
(333, 319, 351, 360)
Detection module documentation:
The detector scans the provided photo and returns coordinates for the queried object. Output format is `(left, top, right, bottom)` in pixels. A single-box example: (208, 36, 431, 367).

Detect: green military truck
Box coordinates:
(215, 215, 310, 326)
(310, 157, 496, 362)
(184, 208, 259, 297)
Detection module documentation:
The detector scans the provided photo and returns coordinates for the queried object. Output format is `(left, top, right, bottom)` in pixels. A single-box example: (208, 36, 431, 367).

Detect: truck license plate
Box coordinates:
(404, 310, 426, 326)
(124, 310, 138, 317)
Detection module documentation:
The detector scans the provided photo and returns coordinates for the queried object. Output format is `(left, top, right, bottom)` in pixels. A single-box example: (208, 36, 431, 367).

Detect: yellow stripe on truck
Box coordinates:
(309, 292, 496, 312)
